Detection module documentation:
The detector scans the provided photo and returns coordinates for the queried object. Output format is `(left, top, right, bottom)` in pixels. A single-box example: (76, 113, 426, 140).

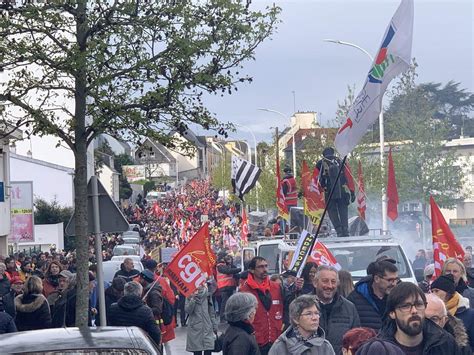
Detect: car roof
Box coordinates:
(0, 327, 159, 354)
(110, 255, 142, 262)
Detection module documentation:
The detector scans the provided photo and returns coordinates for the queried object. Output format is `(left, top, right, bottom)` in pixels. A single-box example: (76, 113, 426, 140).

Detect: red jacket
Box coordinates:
(239, 280, 284, 347)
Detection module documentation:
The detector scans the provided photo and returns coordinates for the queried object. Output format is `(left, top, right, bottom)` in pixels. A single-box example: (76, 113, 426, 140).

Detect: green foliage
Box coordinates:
(143, 180, 156, 196)
(34, 198, 73, 226)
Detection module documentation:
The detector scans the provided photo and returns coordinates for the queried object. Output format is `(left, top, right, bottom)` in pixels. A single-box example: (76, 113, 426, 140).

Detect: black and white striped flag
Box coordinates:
(231, 155, 261, 201)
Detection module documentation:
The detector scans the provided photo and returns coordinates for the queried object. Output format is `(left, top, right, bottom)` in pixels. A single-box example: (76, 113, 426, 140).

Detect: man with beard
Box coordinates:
(379, 282, 460, 355)
(347, 258, 398, 330)
(311, 265, 359, 355)
(240, 256, 300, 355)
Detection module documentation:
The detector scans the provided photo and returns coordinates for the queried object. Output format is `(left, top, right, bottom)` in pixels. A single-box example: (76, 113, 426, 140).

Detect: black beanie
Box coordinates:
(355, 339, 404, 355)
(431, 274, 456, 295)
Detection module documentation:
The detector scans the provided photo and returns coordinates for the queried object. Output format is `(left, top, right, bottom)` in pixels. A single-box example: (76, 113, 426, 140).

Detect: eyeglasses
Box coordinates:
(300, 312, 320, 318)
(397, 302, 426, 313)
(428, 315, 445, 323)
(379, 275, 400, 283)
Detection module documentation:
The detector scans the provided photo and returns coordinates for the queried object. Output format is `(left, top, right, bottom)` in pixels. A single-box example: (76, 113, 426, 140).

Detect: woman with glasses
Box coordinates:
(269, 295, 335, 355)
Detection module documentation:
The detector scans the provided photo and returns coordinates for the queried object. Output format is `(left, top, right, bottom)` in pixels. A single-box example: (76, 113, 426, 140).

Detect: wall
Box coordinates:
(98, 164, 119, 202)
(18, 223, 64, 251)
(10, 153, 74, 207)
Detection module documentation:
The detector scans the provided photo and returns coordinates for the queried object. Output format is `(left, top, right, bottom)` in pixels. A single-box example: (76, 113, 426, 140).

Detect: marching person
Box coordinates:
(15, 276, 52, 331)
(1, 276, 24, 319)
(269, 295, 335, 355)
(312, 265, 360, 354)
(240, 256, 299, 355)
(216, 253, 240, 321)
(222, 292, 259, 355)
(379, 282, 460, 354)
(282, 166, 298, 210)
(185, 281, 218, 355)
(430, 274, 474, 349)
(316, 147, 355, 238)
(113, 257, 141, 283)
(42, 260, 62, 297)
(347, 258, 398, 330)
(442, 257, 474, 308)
(425, 293, 472, 355)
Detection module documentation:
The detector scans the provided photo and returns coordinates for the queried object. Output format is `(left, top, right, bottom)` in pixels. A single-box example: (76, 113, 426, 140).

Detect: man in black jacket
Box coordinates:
(312, 265, 360, 355)
(113, 258, 140, 282)
(216, 254, 240, 321)
(347, 258, 398, 330)
(379, 282, 461, 355)
(108, 281, 161, 347)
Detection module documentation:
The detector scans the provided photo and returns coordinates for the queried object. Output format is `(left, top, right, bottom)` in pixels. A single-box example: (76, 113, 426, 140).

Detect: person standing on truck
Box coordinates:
(216, 253, 240, 322)
(239, 256, 301, 355)
(316, 147, 355, 238)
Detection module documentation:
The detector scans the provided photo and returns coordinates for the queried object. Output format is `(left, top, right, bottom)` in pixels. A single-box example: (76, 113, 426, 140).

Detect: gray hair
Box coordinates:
(0, 263, 5, 272)
(289, 295, 320, 326)
(225, 292, 258, 322)
(124, 281, 143, 297)
(314, 265, 339, 282)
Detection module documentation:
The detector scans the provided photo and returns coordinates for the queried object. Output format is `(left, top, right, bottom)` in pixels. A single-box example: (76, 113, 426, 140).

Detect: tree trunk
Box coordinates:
(74, 0, 90, 327)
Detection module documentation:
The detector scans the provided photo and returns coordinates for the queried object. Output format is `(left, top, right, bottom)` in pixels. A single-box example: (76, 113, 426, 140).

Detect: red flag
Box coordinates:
(430, 196, 465, 277)
(164, 222, 216, 297)
(387, 147, 399, 221)
(276, 159, 289, 220)
(301, 160, 325, 224)
(152, 202, 162, 217)
(241, 209, 249, 246)
(308, 240, 341, 270)
(357, 161, 367, 220)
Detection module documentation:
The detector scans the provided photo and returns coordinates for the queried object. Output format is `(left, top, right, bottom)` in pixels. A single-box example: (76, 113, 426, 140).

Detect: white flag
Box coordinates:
(231, 155, 261, 200)
(334, 0, 414, 156)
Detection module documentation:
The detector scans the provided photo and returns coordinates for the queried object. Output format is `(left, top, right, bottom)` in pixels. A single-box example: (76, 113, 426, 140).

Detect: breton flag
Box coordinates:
(431, 196, 464, 277)
(231, 155, 261, 200)
(334, 0, 414, 156)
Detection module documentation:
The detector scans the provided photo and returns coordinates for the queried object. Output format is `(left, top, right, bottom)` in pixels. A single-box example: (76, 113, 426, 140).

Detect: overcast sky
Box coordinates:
(16, 0, 473, 168)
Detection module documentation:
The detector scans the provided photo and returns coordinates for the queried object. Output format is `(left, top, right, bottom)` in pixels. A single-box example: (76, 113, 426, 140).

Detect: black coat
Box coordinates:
(347, 277, 384, 330)
(380, 318, 462, 355)
(108, 294, 161, 346)
(222, 321, 260, 355)
(1, 290, 17, 319)
(0, 276, 10, 297)
(49, 287, 78, 328)
(113, 268, 140, 283)
(95, 287, 122, 326)
(15, 294, 52, 331)
(0, 311, 17, 334)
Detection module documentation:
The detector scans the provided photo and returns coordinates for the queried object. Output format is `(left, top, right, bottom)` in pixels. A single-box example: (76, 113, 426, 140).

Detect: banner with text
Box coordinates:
(9, 181, 35, 243)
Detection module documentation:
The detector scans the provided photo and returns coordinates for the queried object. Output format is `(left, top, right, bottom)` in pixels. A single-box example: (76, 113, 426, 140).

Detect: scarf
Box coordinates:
(246, 273, 271, 293)
(292, 325, 319, 342)
(446, 292, 461, 316)
(246, 273, 272, 311)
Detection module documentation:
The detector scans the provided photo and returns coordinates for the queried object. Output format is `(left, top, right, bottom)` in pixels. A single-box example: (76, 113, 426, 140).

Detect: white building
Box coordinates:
(10, 152, 74, 207)
(0, 124, 22, 256)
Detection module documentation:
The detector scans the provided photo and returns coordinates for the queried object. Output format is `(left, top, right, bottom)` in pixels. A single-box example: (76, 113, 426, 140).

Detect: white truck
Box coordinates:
(240, 235, 417, 284)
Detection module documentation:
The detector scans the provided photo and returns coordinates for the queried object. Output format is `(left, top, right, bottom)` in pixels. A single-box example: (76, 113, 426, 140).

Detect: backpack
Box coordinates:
(160, 297, 173, 326)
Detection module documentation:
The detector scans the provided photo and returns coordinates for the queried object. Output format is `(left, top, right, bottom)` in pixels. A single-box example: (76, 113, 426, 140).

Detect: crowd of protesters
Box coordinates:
(1, 180, 474, 355)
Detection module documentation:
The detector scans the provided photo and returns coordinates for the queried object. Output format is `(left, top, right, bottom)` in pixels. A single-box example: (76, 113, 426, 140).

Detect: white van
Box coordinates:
(146, 191, 167, 203)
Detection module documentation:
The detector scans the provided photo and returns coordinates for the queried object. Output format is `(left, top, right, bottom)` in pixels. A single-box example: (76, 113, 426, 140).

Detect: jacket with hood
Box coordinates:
(222, 320, 260, 355)
(445, 315, 472, 355)
(316, 293, 360, 355)
(14, 293, 52, 331)
(113, 266, 140, 283)
(347, 276, 385, 330)
(185, 287, 218, 352)
(269, 325, 335, 355)
(454, 294, 474, 350)
(108, 294, 161, 346)
(379, 317, 461, 355)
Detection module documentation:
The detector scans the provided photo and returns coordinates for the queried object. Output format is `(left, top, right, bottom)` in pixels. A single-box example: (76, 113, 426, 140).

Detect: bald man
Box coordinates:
(425, 293, 470, 354)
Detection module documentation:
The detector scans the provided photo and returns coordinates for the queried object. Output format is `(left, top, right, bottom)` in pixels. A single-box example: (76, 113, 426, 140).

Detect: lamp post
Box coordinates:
(234, 123, 259, 211)
(323, 38, 388, 233)
(258, 108, 296, 175)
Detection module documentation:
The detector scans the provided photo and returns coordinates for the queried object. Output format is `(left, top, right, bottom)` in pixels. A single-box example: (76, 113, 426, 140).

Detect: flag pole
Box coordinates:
(306, 156, 348, 253)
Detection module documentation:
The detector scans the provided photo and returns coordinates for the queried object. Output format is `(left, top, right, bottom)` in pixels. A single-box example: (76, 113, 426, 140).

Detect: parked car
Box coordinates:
(103, 259, 144, 284)
(0, 326, 161, 354)
(128, 223, 140, 231)
(122, 231, 140, 239)
(123, 237, 140, 245)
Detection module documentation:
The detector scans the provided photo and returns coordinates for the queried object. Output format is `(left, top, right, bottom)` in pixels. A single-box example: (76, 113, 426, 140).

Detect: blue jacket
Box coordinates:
(346, 276, 385, 330)
(455, 296, 474, 350)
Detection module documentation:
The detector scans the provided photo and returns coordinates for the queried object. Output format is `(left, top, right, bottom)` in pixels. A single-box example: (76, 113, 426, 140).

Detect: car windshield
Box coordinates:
(114, 246, 138, 256)
(327, 245, 411, 280)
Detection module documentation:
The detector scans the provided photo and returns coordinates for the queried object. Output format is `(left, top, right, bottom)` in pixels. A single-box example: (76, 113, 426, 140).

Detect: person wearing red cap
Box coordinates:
(1, 276, 24, 319)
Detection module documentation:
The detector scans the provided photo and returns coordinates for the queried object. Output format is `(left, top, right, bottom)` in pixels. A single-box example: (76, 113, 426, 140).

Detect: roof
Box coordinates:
(0, 327, 159, 354)
(169, 127, 205, 148)
(137, 138, 176, 162)
(10, 152, 75, 174)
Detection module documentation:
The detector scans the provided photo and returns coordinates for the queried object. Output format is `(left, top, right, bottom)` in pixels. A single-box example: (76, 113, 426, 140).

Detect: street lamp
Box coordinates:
(258, 108, 296, 175)
(323, 38, 388, 233)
